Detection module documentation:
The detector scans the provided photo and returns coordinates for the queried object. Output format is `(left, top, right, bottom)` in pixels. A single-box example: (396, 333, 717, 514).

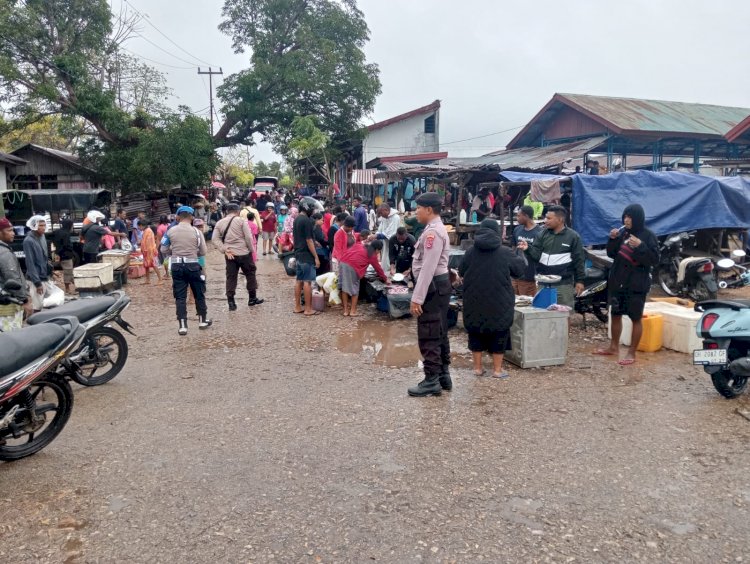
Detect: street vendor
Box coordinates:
(471, 186, 492, 222)
(375, 203, 400, 273)
(389, 227, 416, 276)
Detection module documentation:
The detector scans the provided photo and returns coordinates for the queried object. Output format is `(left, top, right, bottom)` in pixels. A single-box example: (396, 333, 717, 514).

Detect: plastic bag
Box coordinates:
(42, 282, 65, 308)
(328, 288, 341, 305)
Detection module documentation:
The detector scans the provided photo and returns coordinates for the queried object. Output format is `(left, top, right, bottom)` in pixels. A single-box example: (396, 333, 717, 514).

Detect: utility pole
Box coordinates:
(197, 67, 223, 136)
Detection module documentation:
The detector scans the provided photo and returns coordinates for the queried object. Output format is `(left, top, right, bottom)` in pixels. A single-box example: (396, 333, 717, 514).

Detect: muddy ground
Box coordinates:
(1, 250, 749, 563)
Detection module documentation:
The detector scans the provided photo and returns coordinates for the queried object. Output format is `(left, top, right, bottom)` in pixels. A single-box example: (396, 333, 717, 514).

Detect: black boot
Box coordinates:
(439, 366, 453, 391)
(408, 375, 442, 397)
(248, 297, 265, 306)
(178, 319, 188, 336)
(198, 315, 212, 329)
(227, 298, 237, 311)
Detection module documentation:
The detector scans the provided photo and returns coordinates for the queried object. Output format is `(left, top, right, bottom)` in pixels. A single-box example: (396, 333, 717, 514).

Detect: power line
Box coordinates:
(134, 33, 202, 67)
(119, 47, 195, 70)
(198, 67, 224, 136)
(440, 125, 525, 146)
(122, 0, 216, 67)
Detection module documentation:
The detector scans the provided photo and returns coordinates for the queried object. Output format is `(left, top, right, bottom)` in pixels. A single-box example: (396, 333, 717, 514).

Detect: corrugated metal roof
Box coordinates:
(461, 136, 608, 172)
(560, 93, 750, 136)
(350, 169, 379, 185)
(373, 162, 460, 179)
(725, 114, 750, 143)
(12, 143, 93, 172)
(0, 151, 26, 166)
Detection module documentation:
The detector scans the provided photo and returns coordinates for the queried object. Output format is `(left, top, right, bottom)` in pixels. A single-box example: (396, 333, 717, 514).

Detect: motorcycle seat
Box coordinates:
(0, 323, 68, 376)
(26, 296, 117, 326)
(696, 299, 750, 311)
(584, 267, 607, 282)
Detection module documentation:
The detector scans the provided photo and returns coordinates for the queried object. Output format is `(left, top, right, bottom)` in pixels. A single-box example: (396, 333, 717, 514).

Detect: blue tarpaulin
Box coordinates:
(499, 171, 569, 183)
(572, 171, 750, 245)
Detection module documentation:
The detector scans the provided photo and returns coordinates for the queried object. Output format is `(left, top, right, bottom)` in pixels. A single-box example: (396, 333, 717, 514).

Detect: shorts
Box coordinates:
(610, 289, 647, 321)
(555, 283, 575, 308)
(512, 278, 537, 297)
(468, 330, 509, 354)
(295, 261, 317, 282)
(61, 259, 74, 284)
(261, 231, 274, 240)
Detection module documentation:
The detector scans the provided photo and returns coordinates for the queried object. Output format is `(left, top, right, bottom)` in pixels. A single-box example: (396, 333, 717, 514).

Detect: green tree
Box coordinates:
(286, 115, 338, 184)
(0, 115, 78, 152)
(215, 0, 380, 149)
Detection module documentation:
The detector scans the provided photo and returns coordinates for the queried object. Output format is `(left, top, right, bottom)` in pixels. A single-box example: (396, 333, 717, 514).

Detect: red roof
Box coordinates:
(726, 114, 750, 143)
(366, 100, 440, 132)
(375, 152, 448, 164)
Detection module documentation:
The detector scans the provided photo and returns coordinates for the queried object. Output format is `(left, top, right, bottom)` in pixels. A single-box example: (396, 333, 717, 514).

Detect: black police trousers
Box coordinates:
(225, 254, 257, 300)
(171, 262, 207, 320)
(417, 276, 452, 378)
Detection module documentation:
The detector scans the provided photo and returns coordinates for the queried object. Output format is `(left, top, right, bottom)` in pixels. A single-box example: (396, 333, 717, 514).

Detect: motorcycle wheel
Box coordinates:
(657, 268, 679, 297)
(710, 370, 748, 399)
(0, 374, 74, 461)
(70, 326, 128, 386)
(691, 279, 717, 302)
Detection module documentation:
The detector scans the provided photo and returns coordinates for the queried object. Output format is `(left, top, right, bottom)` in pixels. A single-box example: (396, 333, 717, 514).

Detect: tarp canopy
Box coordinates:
(572, 170, 750, 245)
(499, 171, 570, 183)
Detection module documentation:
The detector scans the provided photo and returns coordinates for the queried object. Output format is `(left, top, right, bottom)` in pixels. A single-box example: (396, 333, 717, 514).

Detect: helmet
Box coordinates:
(176, 205, 195, 216)
(299, 197, 324, 215)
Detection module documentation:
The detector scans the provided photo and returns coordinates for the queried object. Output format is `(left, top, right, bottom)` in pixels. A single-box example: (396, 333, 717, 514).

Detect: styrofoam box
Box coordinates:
(74, 262, 114, 289)
(506, 306, 569, 368)
(99, 250, 131, 270)
(608, 301, 701, 353)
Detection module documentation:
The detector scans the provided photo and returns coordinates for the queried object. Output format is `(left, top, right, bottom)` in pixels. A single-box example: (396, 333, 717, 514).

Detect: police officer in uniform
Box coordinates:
(160, 206, 212, 335)
(408, 192, 452, 397)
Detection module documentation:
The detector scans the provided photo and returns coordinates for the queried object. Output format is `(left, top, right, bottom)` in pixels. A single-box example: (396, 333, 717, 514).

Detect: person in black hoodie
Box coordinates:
(595, 203, 659, 365)
(459, 219, 526, 378)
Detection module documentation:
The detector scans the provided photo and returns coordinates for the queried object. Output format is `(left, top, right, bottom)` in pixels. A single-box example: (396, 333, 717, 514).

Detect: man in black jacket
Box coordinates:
(594, 203, 659, 365)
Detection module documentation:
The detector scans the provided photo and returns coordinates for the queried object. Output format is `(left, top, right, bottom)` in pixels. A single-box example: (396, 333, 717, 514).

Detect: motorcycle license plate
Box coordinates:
(693, 349, 727, 365)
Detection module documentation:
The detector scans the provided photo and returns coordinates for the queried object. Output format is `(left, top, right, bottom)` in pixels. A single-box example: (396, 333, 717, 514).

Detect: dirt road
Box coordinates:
(1, 251, 749, 563)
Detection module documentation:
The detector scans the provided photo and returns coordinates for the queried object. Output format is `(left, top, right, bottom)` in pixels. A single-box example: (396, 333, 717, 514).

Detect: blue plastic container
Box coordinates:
(532, 286, 557, 309)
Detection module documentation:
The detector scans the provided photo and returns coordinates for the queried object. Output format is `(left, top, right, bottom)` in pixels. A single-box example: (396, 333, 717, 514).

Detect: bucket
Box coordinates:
(532, 286, 557, 309)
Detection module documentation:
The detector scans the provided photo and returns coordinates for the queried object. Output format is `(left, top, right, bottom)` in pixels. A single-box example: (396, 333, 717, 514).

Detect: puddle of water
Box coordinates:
(336, 319, 470, 369)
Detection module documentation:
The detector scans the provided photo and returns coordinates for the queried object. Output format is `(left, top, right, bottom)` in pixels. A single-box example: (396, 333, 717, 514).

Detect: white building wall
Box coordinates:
(362, 110, 439, 165)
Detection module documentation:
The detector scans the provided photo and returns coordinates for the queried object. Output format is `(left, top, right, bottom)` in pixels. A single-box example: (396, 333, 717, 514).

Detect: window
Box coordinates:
(424, 114, 436, 134)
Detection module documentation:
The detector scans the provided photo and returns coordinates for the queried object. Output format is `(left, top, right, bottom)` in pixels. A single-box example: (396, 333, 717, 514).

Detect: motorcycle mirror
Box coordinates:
(716, 258, 736, 270)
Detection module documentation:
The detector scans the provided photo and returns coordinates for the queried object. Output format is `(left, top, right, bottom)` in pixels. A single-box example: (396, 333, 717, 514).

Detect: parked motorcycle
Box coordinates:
(694, 298, 750, 398)
(715, 250, 750, 289)
(655, 232, 717, 302)
(575, 249, 611, 326)
(26, 291, 134, 386)
(0, 280, 85, 460)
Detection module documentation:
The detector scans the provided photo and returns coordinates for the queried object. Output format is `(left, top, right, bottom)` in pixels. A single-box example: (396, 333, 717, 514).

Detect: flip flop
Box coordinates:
(349, 313, 362, 317)
(293, 310, 305, 314)
(618, 358, 636, 366)
(492, 372, 510, 379)
(304, 311, 321, 316)
(592, 350, 616, 356)
(473, 370, 486, 377)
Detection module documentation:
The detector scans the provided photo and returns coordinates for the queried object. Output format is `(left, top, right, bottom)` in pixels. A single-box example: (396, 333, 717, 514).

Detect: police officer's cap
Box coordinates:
(176, 205, 195, 216)
(415, 192, 442, 209)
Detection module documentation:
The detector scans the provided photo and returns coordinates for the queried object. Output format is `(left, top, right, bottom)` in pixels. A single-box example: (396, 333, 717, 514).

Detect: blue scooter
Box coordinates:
(693, 299, 750, 398)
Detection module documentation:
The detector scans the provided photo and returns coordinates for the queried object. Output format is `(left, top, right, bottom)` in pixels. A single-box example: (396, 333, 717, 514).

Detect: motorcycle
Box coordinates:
(715, 250, 750, 290)
(655, 232, 717, 302)
(694, 298, 750, 398)
(26, 291, 134, 386)
(0, 282, 86, 460)
(575, 249, 611, 326)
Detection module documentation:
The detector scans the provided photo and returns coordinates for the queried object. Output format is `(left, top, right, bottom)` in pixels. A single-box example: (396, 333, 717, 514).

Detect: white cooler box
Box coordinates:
(74, 262, 114, 289)
(608, 301, 701, 353)
(99, 250, 131, 270)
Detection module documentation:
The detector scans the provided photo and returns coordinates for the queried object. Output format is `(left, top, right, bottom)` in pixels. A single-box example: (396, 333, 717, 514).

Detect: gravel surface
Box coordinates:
(1, 250, 749, 563)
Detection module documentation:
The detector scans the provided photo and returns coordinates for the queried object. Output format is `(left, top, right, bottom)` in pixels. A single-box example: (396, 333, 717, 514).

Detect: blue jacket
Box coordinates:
(23, 232, 49, 287)
(353, 206, 368, 233)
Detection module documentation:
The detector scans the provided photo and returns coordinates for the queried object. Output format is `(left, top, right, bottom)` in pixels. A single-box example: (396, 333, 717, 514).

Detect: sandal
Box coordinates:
(618, 358, 636, 366)
(492, 372, 510, 379)
(472, 370, 486, 377)
(304, 310, 321, 316)
(592, 349, 616, 356)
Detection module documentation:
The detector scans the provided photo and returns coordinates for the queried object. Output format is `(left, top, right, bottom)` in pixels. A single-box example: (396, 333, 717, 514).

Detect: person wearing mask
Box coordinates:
(407, 192, 453, 397)
(510, 205, 542, 296)
(460, 219, 527, 378)
(51, 218, 76, 295)
(292, 198, 322, 316)
(160, 206, 211, 335)
(0, 217, 30, 329)
(352, 196, 368, 233)
(260, 202, 277, 256)
(388, 226, 416, 276)
(339, 238, 388, 317)
(518, 205, 585, 311)
(594, 204, 660, 365)
(213, 203, 264, 311)
(22, 215, 51, 313)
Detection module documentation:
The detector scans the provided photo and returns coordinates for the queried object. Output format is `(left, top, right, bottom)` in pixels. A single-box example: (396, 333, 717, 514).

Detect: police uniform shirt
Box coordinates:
(161, 222, 207, 258)
(411, 218, 450, 305)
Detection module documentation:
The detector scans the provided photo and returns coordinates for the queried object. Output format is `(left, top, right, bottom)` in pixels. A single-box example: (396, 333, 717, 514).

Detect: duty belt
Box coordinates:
(171, 257, 200, 263)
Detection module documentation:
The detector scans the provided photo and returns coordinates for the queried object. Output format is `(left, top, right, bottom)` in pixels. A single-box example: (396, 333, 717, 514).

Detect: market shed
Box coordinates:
(7, 144, 100, 190)
(507, 94, 750, 173)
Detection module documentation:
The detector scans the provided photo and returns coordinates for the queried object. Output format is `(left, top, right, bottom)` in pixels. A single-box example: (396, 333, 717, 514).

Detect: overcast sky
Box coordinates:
(121, 0, 750, 163)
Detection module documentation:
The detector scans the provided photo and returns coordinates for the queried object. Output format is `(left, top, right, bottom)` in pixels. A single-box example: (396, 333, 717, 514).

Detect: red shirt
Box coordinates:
(340, 243, 388, 281)
(333, 227, 352, 260)
(260, 210, 277, 233)
(322, 212, 333, 241)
